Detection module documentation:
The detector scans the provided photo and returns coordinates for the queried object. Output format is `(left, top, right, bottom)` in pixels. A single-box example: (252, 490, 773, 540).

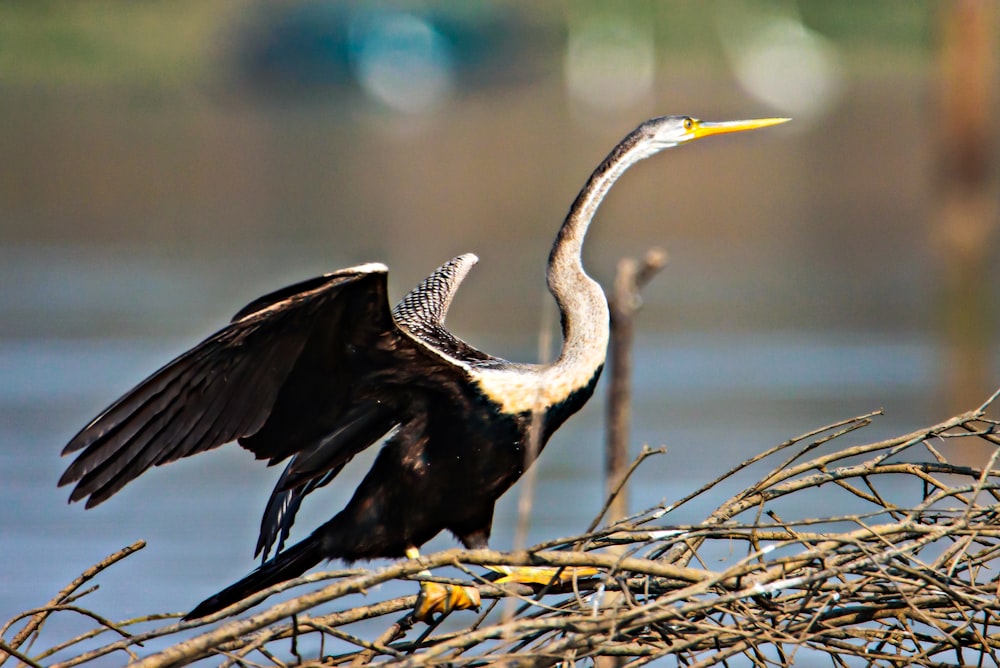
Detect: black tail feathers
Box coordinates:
(184, 534, 324, 620)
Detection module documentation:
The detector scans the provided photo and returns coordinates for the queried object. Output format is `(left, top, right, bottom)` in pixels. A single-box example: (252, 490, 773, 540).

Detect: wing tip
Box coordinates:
(65, 484, 88, 505)
(58, 455, 90, 488)
(62, 427, 97, 456)
(342, 261, 388, 275)
(61, 441, 83, 456)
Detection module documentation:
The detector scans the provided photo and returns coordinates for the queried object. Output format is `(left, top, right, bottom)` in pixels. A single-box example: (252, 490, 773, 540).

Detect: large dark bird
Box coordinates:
(60, 115, 788, 621)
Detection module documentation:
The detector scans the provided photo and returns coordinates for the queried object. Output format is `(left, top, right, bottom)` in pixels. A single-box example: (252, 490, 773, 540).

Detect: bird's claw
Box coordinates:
(413, 581, 481, 623)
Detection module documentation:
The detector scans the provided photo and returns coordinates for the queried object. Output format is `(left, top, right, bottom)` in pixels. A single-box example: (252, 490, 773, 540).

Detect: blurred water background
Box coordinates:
(1, 1, 998, 662)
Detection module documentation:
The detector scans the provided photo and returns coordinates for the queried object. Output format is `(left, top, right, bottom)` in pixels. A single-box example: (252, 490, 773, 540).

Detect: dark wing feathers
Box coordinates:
(233, 274, 397, 463)
(60, 268, 394, 508)
(61, 256, 485, 561)
(256, 451, 355, 560)
(253, 390, 399, 560)
(61, 321, 307, 506)
(275, 406, 396, 492)
(60, 341, 235, 481)
(256, 470, 335, 560)
(229, 273, 340, 323)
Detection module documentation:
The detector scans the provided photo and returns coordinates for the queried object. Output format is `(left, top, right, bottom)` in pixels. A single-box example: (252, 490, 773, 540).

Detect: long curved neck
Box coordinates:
(547, 130, 650, 374)
(469, 129, 657, 417)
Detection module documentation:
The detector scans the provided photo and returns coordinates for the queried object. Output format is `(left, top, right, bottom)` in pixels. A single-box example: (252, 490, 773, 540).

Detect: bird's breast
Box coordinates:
(471, 359, 602, 416)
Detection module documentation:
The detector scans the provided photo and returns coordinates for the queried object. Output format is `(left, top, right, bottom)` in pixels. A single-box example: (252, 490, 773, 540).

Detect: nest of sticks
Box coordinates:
(5, 389, 1000, 667)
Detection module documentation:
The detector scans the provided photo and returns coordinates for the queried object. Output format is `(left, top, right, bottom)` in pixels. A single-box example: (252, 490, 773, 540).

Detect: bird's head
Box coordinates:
(634, 115, 790, 158)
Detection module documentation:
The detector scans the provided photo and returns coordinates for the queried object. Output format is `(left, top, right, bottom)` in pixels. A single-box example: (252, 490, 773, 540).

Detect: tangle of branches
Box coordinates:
(5, 389, 1000, 667)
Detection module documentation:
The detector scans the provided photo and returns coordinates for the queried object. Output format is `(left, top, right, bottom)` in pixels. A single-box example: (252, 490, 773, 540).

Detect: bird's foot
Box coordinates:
(486, 564, 601, 586)
(406, 547, 480, 623)
(412, 581, 481, 623)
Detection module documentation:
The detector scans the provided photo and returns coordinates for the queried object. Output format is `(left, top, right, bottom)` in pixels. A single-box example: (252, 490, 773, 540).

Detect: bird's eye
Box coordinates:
(683, 118, 694, 131)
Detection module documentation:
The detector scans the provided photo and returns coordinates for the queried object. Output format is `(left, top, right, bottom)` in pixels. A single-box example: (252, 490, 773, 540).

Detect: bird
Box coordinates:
(59, 114, 789, 622)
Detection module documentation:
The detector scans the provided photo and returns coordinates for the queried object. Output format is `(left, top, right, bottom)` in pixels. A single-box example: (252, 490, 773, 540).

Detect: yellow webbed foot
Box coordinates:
(485, 565, 601, 586)
(406, 547, 480, 623)
(412, 580, 481, 623)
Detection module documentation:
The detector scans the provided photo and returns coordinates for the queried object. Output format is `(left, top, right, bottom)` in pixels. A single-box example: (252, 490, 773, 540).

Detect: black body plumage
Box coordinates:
(60, 253, 600, 619)
(59, 115, 784, 619)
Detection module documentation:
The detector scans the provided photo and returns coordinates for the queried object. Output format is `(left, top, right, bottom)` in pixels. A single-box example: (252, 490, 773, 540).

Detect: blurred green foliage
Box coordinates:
(0, 0, 932, 89)
(0, 0, 237, 86)
(797, 1, 930, 47)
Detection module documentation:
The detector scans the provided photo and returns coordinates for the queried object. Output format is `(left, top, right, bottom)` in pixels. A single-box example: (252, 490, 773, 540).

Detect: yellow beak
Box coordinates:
(691, 117, 791, 140)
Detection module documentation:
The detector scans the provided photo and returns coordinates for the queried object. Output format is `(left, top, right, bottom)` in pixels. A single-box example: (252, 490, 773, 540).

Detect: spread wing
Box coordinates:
(60, 262, 414, 508)
(255, 253, 497, 560)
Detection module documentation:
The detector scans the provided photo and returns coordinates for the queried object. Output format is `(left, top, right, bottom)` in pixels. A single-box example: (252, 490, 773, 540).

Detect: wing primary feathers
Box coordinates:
(172, 360, 262, 463)
(72, 411, 179, 506)
(62, 348, 209, 459)
(163, 331, 303, 465)
(59, 350, 216, 488)
(60, 312, 315, 505)
(60, 265, 402, 505)
(69, 351, 236, 505)
(62, 333, 272, 505)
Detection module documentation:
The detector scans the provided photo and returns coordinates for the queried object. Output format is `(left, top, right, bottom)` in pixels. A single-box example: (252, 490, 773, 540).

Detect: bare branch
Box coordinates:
(7, 393, 1000, 666)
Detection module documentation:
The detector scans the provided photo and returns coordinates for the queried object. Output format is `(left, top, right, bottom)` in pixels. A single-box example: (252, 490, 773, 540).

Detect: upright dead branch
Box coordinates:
(606, 248, 666, 524)
(935, 0, 999, 419)
(599, 248, 666, 668)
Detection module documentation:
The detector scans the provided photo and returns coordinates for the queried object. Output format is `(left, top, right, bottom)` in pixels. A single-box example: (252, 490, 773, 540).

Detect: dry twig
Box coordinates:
(7, 392, 1000, 666)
